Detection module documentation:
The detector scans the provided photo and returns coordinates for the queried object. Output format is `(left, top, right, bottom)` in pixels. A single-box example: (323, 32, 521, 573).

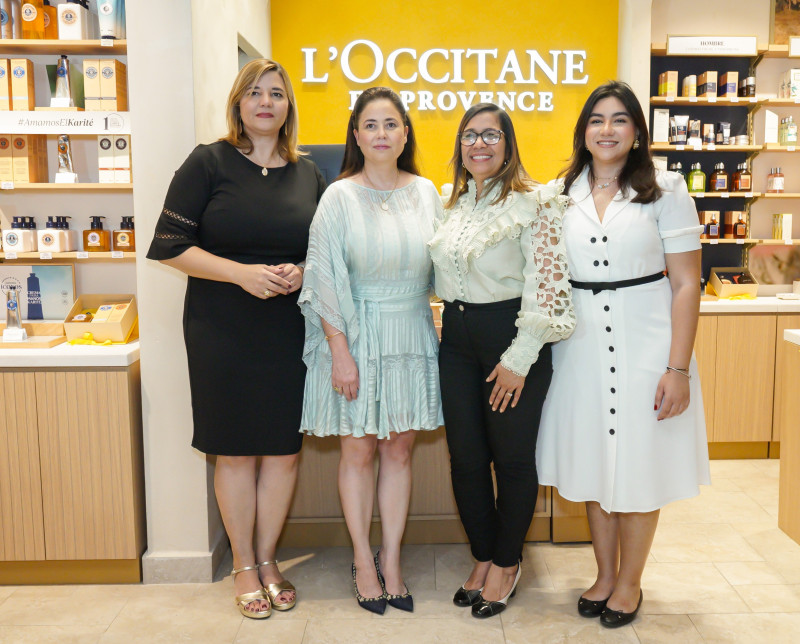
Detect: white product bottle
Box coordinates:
(2, 216, 37, 252)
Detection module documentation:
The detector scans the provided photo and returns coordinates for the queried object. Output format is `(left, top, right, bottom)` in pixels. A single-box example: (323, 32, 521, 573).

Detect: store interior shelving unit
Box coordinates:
(649, 42, 800, 284)
(0, 39, 136, 294)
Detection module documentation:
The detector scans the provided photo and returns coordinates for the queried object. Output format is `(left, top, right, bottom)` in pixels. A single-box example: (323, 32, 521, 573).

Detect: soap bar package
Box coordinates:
(710, 267, 759, 299)
(64, 294, 138, 343)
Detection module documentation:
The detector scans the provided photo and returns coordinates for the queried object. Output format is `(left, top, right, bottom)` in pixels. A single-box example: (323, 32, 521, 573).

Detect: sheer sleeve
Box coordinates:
(297, 161, 328, 270)
(146, 145, 216, 260)
(500, 186, 576, 377)
(298, 186, 358, 366)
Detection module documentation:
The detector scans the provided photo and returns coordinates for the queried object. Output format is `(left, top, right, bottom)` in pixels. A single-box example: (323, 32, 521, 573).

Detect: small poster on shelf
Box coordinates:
(772, 0, 800, 45)
(0, 264, 75, 321)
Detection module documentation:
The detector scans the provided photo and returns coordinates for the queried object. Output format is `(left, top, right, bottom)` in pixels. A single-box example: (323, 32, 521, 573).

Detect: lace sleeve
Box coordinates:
(500, 192, 576, 376)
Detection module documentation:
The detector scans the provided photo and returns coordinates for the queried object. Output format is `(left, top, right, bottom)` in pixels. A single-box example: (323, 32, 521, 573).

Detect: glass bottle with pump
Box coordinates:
(710, 163, 728, 192)
(83, 216, 110, 251)
(688, 162, 706, 193)
(113, 216, 135, 252)
(707, 212, 720, 239)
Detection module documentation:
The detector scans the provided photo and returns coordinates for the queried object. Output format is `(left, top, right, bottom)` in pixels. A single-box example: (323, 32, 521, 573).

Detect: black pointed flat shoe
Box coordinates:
(374, 551, 413, 612)
(453, 585, 483, 607)
(352, 562, 387, 615)
(600, 589, 643, 628)
(577, 594, 610, 617)
(471, 563, 521, 619)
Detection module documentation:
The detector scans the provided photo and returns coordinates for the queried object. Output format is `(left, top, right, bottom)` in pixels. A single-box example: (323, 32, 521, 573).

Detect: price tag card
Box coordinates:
(707, 143, 716, 150)
(795, 97, 800, 103)
(39, 252, 53, 260)
(710, 239, 719, 244)
(708, 96, 717, 103)
(666, 96, 675, 102)
(111, 250, 124, 259)
(0, 181, 13, 190)
(788, 146, 797, 152)
(689, 97, 698, 103)
(101, 39, 113, 47)
(721, 193, 730, 198)
(731, 97, 739, 103)
(786, 239, 795, 245)
(693, 143, 703, 151)
(745, 192, 754, 198)
(5, 251, 17, 259)
(676, 144, 685, 150)
(695, 192, 705, 198)
(750, 97, 757, 103)
(736, 239, 745, 244)
(76, 251, 90, 259)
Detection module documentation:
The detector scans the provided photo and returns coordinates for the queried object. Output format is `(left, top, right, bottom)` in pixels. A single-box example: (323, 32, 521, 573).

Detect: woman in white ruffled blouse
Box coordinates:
(429, 103, 575, 619)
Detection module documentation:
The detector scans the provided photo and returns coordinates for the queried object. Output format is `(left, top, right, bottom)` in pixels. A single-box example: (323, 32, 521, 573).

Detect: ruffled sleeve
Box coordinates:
(146, 145, 215, 260)
(656, 170, 703, 254)
(500, 184, 576, 376)
(298, 185, 359, 366)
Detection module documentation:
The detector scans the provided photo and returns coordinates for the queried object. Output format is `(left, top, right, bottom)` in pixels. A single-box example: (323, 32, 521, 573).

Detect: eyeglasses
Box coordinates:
(459, 128, 504, 146)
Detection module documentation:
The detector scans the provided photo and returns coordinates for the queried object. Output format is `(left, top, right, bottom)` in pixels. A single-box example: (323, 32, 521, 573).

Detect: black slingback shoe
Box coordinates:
(471, 563, 521, 619)
(374, 551, 413, 612)
(453, 584, 484, 607)
(577, 594, 610, 617)
(351, 562, 387, 615)
(600, 589, 643, 628)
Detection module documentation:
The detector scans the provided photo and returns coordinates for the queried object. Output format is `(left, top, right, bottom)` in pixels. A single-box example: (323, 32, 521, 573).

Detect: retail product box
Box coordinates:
(653, 108, 670, 143)
(57, 2, 94, 40)
(0, 59, 11, 110)
(682, 75, 697, 98)
(719, 72, 738, 97)
(765, 109, 779, 144)
(703, 123, 715, 144)
(698, 71, 717, 97)
(83, 59, 101, 110)
(10, 59, 35, 111)
(709, 267, 759, 299)
(99, 59, 127, 111)
(779, 68, 800, 99)
(113, 134, 130, 183)
(10, 134, 47, 183)
(98, 135, 114, 182)
(64, 294, 138, 343)
(658, 71, 678, 97)
(723, 211, 746, 239)
(773, 213, 793, 240)
(0, 135, 12, 182)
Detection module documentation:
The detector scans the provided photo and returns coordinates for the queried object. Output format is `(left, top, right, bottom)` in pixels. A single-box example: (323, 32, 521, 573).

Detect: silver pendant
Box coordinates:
(262, 167, 269, 176)
(380, 202, 389, 211)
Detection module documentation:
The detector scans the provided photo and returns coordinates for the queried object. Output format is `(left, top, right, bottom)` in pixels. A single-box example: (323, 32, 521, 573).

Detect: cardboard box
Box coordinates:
(83, 59, 101, 110)
(698, 71, 718, 97)
(720, 71, 738, 97)
(10, 134, 46, 183)
(113, 134, 130, 183)
(709, 267, 759, 299)
(64, 294, 137, 343)
(0, 59, 11, 110)
(98, 135, 114, 182)
(10, 58, 35, 110)
(0, 135, 12, 182)
(99, 59, 127, 111)
(682, 74, 697, 98)
(773, 213, 793, 240)
(659, 71, 679, 97)
(765, 109, 779, 144)
(652, 108, 670, 142)
(780, 68, 800, 99)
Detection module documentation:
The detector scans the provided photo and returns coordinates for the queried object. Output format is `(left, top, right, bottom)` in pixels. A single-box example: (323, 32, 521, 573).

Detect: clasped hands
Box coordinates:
(237, 263, 304, 299)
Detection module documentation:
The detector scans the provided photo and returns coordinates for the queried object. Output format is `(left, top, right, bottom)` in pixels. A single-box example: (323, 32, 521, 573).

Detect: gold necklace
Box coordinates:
(362, 168, 400, 211)
(593, 176, 618, 190)
(239, 148, 280, 176)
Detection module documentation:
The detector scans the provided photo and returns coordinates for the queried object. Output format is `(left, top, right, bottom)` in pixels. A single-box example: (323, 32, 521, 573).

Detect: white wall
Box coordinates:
(651, 0, 772, 44)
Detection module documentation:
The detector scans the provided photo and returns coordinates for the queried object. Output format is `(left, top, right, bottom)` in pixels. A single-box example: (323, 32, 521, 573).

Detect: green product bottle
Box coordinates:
(688, 162, 706, 193)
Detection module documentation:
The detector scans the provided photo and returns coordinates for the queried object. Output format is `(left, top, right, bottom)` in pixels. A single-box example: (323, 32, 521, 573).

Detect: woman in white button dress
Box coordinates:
(537, 81, 710, 628)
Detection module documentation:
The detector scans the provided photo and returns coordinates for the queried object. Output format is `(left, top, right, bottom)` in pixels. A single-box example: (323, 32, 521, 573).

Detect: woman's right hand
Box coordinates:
(331, 350, 359, 401)
(234, 264, 292, 299)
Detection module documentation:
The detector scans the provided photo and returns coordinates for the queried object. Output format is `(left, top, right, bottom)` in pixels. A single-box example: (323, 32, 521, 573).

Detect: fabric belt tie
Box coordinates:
(570, 271, 666, 295)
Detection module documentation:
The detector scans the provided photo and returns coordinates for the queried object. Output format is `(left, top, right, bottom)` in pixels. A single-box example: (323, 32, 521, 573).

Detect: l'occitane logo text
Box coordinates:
(301, 39, 589, 112)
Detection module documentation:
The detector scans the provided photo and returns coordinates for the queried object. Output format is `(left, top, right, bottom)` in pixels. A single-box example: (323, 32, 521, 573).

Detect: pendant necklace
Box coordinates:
(594, 175, 618, 190)
(238, 147, 277, 176)
(363, 168, 400, 211)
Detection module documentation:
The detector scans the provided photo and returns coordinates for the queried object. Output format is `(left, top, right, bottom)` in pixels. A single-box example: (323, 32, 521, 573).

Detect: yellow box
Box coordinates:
(0, 59, 11, 110)
(698, 71, 718, 98)
(682, 74, 697, 98)
(83, 59, 101, 110)
(12, 134, 32, 183)
(10, 59, 35, 110)
(99, 59, 127, 111)
(659, 70, 678, 97)
(709, 267, 759, 299)
(64, 294, 138, 343)
(0, 135, 12, 182)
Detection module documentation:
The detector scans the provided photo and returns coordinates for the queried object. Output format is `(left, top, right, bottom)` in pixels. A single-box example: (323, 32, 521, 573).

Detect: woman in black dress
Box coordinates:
(147, 59, 325, 619)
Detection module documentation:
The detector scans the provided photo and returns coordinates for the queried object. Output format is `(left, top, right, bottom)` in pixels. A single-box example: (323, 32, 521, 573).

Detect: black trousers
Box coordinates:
(439, 298, 552, 567)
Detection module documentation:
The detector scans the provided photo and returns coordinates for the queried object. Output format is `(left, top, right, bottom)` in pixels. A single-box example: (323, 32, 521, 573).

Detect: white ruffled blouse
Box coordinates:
(429, 180, 576, 376)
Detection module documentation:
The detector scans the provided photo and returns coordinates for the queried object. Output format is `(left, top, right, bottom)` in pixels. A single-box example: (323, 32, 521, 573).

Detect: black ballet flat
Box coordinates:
(374, 551, 413, 612)
(351, 562, 387, 615)
(577, 594, 610, 617)
(453, 585, 483, 607)
(599, 589, 643, 628)
(471, 563, 521, 619)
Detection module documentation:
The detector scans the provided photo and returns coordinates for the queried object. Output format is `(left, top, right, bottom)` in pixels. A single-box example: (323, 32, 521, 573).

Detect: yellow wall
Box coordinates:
(272, 0, 618, 188)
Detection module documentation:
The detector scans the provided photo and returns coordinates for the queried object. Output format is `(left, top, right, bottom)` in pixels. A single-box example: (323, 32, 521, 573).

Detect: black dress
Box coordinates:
(147, 141, 325, 455)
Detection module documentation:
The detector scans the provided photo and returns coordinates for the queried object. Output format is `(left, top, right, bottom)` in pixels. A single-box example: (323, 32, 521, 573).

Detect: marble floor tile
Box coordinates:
(631, 614, 705, 643)
(0, 624, 107, 644)
(749, 459, 781, 477)
(0, 584, 135, 627)
(714, 561, 788, 585)
(709, 459, 762, 478)
(650, 522, 763, 563)
(639, 563, 749, 614)
(691, 612, 800, 643)
(540, 544, 599, 592)
(433, 543, 478, 592)
(734, 583, 800, 612)
(0, 586, 17, 606)
(301, 616, 505, 643)
(234, 617, 307, 644)
(659, 487, 775, 524)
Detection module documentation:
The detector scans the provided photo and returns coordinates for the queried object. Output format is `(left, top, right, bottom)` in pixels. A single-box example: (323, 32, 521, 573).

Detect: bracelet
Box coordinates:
(325, 330, 343, 342)
(666, 366, 691, 379)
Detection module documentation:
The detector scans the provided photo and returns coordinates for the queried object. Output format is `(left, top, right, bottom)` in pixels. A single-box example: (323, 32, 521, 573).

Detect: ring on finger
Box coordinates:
(505, 392, 513, 397)
(333, 385, 342, 393)
(264, 289, 273, 297)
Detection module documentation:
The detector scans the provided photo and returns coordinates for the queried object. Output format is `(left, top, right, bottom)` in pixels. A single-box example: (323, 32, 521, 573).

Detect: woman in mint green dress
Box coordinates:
(299, 87, 442, 615)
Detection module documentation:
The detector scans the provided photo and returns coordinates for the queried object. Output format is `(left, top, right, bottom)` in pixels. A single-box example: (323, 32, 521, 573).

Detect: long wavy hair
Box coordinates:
(338, 87, 419, 179)
(220, 59, 303, 163)
(446, 103, 534, 209)
(560, 81, 661, 203)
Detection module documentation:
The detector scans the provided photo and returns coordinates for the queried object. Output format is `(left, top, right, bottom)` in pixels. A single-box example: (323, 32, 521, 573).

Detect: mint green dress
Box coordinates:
(299, 176, 443, 439)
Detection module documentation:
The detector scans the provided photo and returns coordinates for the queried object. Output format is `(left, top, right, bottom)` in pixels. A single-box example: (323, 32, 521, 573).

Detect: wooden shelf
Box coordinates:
(700, 239, 758, 244)
(759, 239, 799, 245)
(690, 192, 760, 198)
(0, 252, 136, 261)
(1, 183, 132, 192)
(651, 143, 760, 152)
(0, 39, 127, 55)
(651, 96, 757, 106)
(761, 44, 791, 58)
(763, 143, 800, 152)
(758, 192, 800, 198)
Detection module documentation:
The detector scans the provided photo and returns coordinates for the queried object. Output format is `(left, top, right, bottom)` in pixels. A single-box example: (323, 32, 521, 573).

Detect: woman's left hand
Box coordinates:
(654, 370, 691, 420)
(487, 363, 525, 413)
(275, 263, 305, 294)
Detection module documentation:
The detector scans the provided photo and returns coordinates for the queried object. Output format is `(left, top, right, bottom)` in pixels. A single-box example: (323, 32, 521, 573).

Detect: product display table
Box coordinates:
(0, 341, 145, 584)
(779, 329, 800, 546)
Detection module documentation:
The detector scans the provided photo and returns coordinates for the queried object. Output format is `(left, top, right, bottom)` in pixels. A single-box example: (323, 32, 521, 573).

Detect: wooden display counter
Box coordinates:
(779, 330, 800, 545)
(0, 343, 145, 584)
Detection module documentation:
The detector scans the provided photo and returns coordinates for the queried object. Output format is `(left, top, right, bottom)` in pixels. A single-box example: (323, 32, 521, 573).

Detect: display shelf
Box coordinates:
(758, 193, 800, 198)
(700, 239, 759, 244)
(651, 96, 758, 106)
(650, 43, 769, 56)
(0, 39, 127, 55)
(690, 192, 760, 198)
(763, 143, 800, 151)
(1, 183, 132, 192)
(759, 239, 799, 245)
(651, 143, 761, 152)
(0, 252, 136, 261)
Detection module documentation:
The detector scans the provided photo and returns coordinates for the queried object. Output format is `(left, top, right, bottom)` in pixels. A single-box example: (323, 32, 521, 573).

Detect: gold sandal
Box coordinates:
(257, 560, 297, 611)
(232, 565, 271, 619)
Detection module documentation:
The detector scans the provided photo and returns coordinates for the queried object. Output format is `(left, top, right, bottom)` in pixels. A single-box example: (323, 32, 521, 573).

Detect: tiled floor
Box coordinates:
(2, 459, 799, 643)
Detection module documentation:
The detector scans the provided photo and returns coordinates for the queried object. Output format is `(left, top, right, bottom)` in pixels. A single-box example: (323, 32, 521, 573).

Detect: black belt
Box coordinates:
(570, 272, 666, 295)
